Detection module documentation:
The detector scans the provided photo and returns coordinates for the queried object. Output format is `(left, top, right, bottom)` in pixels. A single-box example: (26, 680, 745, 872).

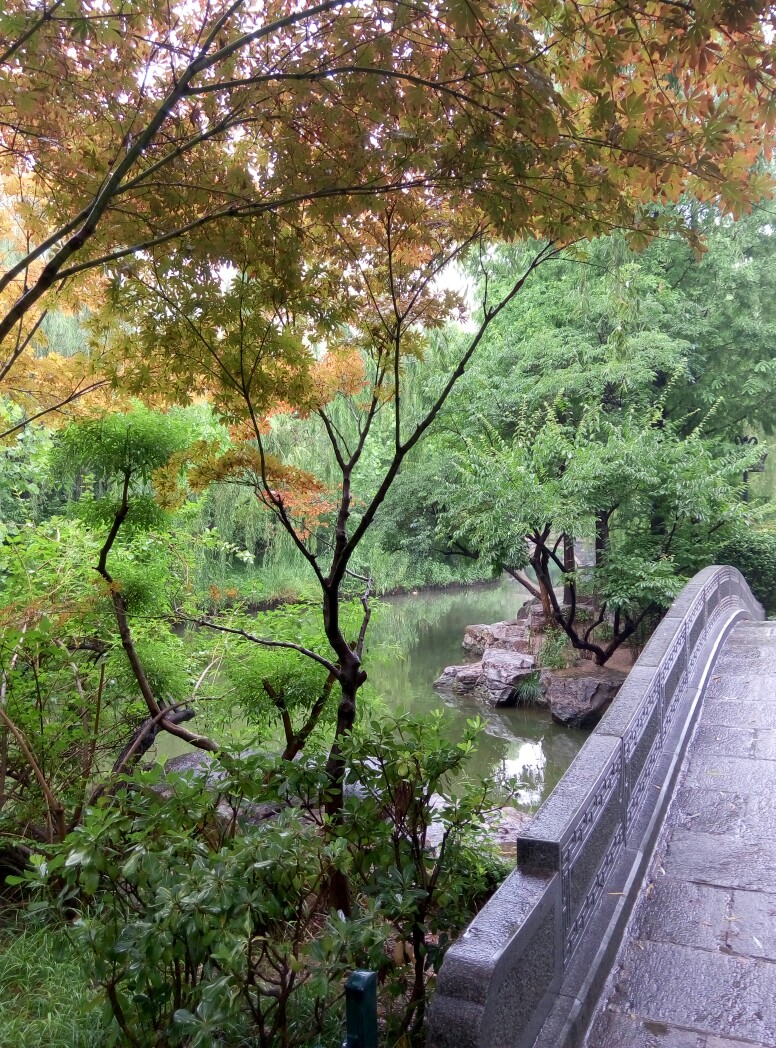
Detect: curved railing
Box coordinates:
(428, 566, 763, 1048)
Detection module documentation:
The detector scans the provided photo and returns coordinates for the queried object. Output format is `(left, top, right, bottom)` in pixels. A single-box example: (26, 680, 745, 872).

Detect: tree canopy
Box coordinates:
(1, 0, 775, 427)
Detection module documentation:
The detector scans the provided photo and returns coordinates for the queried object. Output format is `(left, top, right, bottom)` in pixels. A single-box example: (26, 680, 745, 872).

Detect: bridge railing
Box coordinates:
(428, 566, 763, 1048)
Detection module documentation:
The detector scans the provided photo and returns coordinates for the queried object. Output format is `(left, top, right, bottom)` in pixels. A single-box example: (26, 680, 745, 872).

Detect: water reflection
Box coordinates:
(158, 578, 588, 810)
(365, 578, 587, 813)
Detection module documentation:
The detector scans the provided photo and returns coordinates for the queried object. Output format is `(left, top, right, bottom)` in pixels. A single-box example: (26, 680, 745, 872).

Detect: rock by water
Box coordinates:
(481, 648, 537, 704)
(433, 662, 483, 694)
(433, 650, 539, 706)
(546, 670, 624, 728)
(434, 648, 624, 728)
(463, 620, 533, 656)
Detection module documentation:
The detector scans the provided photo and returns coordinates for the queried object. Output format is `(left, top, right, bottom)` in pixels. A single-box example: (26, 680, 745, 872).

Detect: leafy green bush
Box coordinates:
(24, 714, 512, 1047)
(538, 627, 573, 669)
(718, 527, 776, 615)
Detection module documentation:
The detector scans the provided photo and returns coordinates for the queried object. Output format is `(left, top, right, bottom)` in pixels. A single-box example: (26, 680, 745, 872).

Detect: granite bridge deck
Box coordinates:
(586, 619, 776, 1048)
(428, 568, 774, 1048)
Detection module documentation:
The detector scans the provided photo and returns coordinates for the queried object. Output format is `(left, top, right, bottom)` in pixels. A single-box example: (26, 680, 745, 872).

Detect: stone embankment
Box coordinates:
(434, 654, 623, 728)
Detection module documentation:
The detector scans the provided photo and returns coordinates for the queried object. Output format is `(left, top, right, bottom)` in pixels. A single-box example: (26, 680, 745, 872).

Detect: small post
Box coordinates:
(342, 969, 378, 1048)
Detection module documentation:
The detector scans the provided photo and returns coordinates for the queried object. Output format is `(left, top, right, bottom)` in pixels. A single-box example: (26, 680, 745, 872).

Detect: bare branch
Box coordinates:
(192, 618, 340, 677)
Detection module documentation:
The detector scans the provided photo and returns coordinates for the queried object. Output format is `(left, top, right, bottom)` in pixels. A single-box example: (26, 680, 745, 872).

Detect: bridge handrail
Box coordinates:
(427, 565, 763, 1048)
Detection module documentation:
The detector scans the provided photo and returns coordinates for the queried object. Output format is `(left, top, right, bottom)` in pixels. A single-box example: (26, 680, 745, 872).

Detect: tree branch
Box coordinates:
(192, 618, 339, 677)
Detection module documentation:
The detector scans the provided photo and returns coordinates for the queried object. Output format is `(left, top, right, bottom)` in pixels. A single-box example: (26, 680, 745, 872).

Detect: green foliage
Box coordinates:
(538, 629, 573, 670)
(0, 411, 53, 540)
(24, 714, 510, 1047)
(0, 920, 105, 1048)
(511, 669, 545, 706)
(0, 505, 219, 848)
(55, 404, 193, 485)
(342, 711, 511, 993)
(76, 492, 170, 535)
(718, 527, 776, 615)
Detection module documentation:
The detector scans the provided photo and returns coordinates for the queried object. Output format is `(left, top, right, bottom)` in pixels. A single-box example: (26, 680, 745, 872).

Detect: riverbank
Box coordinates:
(209, 573, 506, 615)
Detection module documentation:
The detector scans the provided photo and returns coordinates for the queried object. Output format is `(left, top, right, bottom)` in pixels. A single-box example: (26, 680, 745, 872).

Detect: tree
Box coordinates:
(371, 223, 775, 662)
(645, 198, 776, 436)
(85, 3, 776, 908)
(0, 405, 235, 860)
(439, 406, 753, 663)
(1, 0, 774, 428)
(3, 1, 774, 917)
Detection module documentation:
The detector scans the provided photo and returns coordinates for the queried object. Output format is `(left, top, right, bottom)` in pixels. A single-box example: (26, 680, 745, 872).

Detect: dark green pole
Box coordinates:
(342, 970, 378, 1048)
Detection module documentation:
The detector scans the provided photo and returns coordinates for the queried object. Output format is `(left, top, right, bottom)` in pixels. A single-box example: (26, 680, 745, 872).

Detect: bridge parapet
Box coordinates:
(428, 566, 763, 1048)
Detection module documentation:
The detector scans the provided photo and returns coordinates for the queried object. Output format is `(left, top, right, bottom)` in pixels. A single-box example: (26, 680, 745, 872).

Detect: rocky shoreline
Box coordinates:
(433, 606, 626, 729)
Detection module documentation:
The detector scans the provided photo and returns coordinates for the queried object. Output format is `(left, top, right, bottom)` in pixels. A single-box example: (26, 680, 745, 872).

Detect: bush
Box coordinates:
(538, 627, 573, 669)
(718, 527, 776, 614)
(24, 714, 513, 1047)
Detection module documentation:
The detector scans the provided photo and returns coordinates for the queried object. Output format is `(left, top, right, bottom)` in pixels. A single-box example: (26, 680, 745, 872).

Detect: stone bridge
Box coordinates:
(428, 566, 776, 1048)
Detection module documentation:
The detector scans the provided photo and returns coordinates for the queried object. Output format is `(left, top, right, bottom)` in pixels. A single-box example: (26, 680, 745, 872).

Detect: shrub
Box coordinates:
(24, 714, 513, 1047)
(718, 527, 776, 615)
(538, 627, 573, 669)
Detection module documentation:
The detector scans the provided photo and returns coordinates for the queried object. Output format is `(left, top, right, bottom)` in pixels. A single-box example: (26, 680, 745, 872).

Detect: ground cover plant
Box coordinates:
(18, 714, 510, 1047)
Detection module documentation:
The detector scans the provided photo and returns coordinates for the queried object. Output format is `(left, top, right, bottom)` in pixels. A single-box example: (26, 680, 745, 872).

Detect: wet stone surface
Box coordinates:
(585, 622, 776, 1048)
(682, 753, 776, 798)
(690, 723, 756, 760)
(702, 696, 776, 731)
(672, 786, 747, 837)
(587, 1009, 773, 1048)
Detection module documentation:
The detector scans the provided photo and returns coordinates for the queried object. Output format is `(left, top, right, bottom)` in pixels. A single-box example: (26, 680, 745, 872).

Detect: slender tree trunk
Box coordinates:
(595, 511, 610, 565)
(530, 548, 554, 623)
(324, 672, 359, 917)
(321, 580, 367, 917)
(563, 533, 575, 606)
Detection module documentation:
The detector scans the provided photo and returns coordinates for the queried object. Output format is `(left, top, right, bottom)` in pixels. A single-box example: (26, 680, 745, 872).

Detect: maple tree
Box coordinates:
(1, 1, 775, 920)
(1, 0, 775, 428)
(75, 1, 772, 900)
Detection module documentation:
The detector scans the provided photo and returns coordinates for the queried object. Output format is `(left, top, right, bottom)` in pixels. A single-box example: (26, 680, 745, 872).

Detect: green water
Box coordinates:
(159, 579, 587, 811)
(362, 578, 587, 811)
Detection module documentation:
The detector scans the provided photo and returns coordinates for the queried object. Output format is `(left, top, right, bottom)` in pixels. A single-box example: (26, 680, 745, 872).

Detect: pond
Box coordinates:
(363, 578, 587, 812)
(158, 578, 588, 812)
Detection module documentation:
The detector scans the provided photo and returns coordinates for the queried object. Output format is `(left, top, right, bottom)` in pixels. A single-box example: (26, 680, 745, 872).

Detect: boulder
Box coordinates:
(462, 620, 532, 656)
(433, 662, 483, 694)
(515, 598, 555, 632)
(479, 649, 536, 705)
(515, 597, 601, 634)
(434, 652, 541, 707)
(164, 750, 226, 786)
(546, 670, 624, 729)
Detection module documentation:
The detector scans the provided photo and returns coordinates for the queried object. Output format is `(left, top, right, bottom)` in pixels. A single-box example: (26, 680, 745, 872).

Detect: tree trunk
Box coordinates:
(324, 671, 360, 917)
(595, 511, 610, 565)
(563, 533, 575, 606)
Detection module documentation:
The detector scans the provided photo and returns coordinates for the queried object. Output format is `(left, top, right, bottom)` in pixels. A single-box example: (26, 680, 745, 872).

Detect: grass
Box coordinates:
(0, 919, 106, 1048)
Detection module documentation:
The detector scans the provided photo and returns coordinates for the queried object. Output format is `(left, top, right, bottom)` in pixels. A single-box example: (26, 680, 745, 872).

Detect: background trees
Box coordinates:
(374, 210, 776, 661)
